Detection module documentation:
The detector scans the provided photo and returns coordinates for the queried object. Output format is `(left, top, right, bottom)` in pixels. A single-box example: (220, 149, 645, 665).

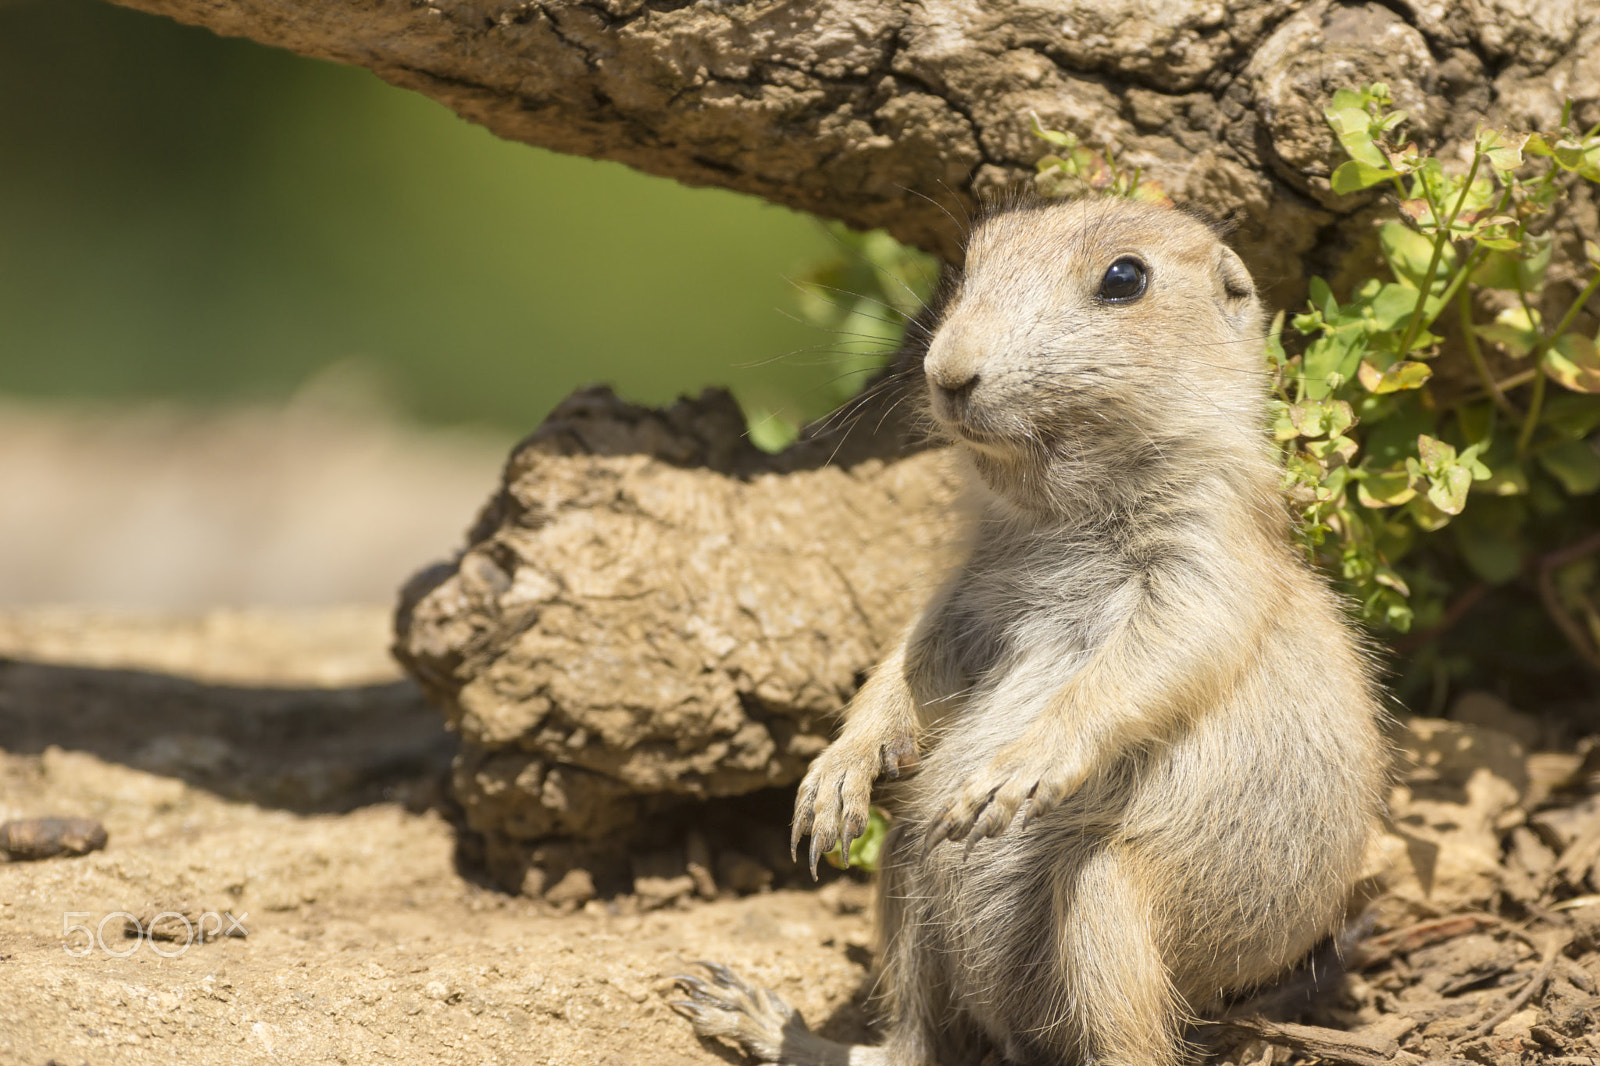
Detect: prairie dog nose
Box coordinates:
(925, 330, 984, 406)
(929, 366, 980, 400)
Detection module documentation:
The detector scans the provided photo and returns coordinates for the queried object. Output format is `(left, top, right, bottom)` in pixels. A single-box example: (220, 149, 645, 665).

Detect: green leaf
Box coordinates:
(1307, 434, 1360, 466)
(1356, 465, 1418, 508)
(1542, 393, 1600, 440)
(1457, 442, 1492, 481)
(1476, 127, 1527, 173)
(1331, 159, 1399, 194)
(1325, 107, 1389, 168)
(1469, 231, 1553, 292)
(1452, 175, 1499, 216)
(1372, 591, 1415, 632)
(1308, 276, 1337, 319)
(1379, 222, 1455, 290)
(1549, 137, 1600, 175)
(1271, 401, 1300, 441)
(1427, 464, 1473, 515)
(1543, 333, 1600, 393)
(1264, 309, 1288, 370)
(1537, 439, 1600, 495)
(1416, 433, 1458, 472)
(1406, 157, 1448, 210)
(1328, 89, 1368, 112)
(1475, 305, 1543, 358)
(1406, 495, 1454, 532)
(1029, 112, 1077, 149)
(1358, 359, 1432, 393)
(1362, 280, 1424, 332)
(1288, 399, 1357, 439)
(824, 805, 890, 871)
(1301, 331, 1364, 400)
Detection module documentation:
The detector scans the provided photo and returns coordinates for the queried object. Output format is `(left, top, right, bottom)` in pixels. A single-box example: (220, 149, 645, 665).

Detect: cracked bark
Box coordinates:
(104, 0, 1600, 894)
(106, 0, 1600, 305)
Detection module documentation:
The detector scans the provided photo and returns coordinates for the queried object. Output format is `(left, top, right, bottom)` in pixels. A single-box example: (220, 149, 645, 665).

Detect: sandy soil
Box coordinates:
(0, 608, 873, 1066)
(6, 609, 1600, 1066)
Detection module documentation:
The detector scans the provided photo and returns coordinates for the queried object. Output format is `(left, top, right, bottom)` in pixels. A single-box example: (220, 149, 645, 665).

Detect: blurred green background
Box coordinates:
(0, 0, 851, 433)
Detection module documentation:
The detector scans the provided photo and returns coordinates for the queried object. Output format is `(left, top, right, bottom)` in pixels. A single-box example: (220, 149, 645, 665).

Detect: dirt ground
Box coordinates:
(5, 608, 1600, 1066)
(0, 608, 875, 1066)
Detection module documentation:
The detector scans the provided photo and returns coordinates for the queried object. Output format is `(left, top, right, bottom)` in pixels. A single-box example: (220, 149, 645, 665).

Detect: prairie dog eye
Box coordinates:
(1098, 257, 1148, 303)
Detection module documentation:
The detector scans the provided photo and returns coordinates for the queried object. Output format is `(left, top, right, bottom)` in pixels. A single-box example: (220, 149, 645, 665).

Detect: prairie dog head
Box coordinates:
(923, 198, 1270, 510)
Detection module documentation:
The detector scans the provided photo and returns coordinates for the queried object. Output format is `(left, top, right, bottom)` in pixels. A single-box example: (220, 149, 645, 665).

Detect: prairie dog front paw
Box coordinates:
(790, 732, 916, 877)
(924, 729, 1085, 849)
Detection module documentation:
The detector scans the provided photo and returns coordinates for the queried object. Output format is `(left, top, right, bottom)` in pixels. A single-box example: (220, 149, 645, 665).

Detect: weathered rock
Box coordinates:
(393, 385, 960, 894)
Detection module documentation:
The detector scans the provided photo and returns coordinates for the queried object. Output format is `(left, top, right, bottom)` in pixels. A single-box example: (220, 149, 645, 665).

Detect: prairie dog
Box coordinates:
(674, 198, 1388, 1066)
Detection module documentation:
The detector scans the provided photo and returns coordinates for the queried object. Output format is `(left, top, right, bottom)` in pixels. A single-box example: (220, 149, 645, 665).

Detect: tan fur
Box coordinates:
(673, 198, 1388, 1066)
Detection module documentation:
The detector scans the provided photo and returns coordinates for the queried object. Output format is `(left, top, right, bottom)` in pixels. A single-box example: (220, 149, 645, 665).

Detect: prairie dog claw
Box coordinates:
(791, 732, 915, 878)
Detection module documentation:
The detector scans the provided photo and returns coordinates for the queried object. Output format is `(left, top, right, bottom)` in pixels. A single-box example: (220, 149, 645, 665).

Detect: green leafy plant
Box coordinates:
(823, 805, 890, 872)
(1279, 84, 1600, 660)
(1030, 113, 1172, 204)
(745, 224, 938, 452)
(781, 101, 1600, 685)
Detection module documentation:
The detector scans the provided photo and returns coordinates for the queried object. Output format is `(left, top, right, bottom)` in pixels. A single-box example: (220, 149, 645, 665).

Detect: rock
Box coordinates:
(0, 817, 107, 861)
(544, 868, 597, 907)
(685, 830, 717, 899)
(393, 385, 959, 890)
(633, 875, 696, 910)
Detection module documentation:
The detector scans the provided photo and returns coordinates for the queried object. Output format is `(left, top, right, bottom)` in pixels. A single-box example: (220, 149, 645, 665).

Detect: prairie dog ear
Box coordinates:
(1214, 245, 1255, 304)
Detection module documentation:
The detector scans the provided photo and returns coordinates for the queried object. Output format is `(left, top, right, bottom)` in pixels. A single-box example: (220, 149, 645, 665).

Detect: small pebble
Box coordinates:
(0, 817, 108, 861)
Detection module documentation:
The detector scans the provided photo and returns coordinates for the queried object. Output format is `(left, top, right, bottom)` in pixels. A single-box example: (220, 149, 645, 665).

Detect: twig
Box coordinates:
(1391, 584, 1489, 655)
(1350, 912, 1498, 970)
(1465, 932, 1571, 1040)
(1214, 1017, 1405, 1066)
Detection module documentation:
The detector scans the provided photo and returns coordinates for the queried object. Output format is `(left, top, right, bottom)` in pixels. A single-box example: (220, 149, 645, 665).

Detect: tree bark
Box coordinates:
(105, 0, 1600, 304)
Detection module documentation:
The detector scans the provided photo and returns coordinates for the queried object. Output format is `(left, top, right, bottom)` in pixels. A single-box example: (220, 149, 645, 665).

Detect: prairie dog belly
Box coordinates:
(898, 651, 1373, 1015)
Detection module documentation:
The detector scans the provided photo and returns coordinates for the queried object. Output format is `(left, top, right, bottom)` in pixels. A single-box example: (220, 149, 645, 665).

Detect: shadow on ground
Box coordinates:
(0, 657, 454, 814)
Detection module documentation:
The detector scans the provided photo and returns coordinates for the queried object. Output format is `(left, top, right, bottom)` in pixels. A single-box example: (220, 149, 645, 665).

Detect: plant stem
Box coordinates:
(1547, 269, 1600, 348)
(1495, 368, 1539, 392)
(1517, 264, 1600, 458)
(1440, 369, 1538, 413)
(1537, 532, 1600, 672)
(1517, 366, 1547, 456)
(1396, 151, 1483, 359)
(1432, 241, 1491, 323)
(1458, 285, 1524, 422)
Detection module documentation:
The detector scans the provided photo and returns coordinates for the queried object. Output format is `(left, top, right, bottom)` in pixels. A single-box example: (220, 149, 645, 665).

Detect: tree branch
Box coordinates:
(102, 0, 1600, 305)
